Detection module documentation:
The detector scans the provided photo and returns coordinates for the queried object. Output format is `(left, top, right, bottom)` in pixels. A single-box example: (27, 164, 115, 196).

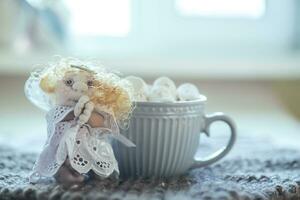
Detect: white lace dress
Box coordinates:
(29, 106, 134, 183)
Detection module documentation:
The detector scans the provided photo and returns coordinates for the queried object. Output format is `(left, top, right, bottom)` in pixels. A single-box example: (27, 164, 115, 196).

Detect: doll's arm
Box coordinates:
(59, 95, 104, 127)
(88, 112, 105, 128)
(59, 95, 94, 125)
(78, 101, 94, 125)
(75, 95, 104, 127)
(74, 95, 89, 117)
(61, 112, 75, 122)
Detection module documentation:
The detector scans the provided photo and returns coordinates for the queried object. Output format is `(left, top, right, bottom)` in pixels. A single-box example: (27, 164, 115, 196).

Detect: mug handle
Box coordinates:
(191, 112, 236, 169)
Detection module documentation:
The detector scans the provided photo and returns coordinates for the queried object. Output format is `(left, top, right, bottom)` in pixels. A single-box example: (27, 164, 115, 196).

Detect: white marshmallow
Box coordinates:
(148, 85, 176, 102)
(126, 75, 202, 102)
(153, 77, 177, 98)
(125, 76, 148, 101)
(177, 83, 200, 101)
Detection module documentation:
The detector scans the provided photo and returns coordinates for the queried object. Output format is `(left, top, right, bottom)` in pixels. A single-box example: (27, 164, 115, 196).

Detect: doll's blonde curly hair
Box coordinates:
(39, 57, 134, 128)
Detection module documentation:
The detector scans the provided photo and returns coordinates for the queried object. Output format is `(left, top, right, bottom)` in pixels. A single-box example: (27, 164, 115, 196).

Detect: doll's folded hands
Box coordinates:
(74, 95, 90, 117)
(74, 96, 95, 126)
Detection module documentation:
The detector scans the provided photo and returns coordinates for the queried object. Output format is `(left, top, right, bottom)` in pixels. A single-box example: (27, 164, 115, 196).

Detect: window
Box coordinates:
(176, 0, 266, 18)
(64, 0, 131, 37)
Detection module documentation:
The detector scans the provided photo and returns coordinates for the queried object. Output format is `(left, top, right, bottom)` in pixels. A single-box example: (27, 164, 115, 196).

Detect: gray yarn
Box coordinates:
(1, 137, 300, 200)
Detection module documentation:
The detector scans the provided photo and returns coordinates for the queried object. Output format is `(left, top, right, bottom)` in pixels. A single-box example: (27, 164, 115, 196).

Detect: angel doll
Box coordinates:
(24, 58, 135, 184)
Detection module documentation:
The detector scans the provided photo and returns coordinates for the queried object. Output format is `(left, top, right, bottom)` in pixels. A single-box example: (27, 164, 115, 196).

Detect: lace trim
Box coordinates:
(30, 106, 74, 183)
(29, 105, 133, 183)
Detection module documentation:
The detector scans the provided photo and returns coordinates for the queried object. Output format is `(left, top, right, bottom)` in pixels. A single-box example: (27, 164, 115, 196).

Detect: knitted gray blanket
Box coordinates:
(1, 136, 300, 200)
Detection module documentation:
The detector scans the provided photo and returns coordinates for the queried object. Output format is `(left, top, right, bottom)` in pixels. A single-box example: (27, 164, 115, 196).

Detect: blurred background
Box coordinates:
(0, 0, 300, 152)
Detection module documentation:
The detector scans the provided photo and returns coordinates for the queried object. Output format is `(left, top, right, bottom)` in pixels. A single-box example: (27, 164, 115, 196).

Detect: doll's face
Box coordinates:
(55, 70, 96, 106)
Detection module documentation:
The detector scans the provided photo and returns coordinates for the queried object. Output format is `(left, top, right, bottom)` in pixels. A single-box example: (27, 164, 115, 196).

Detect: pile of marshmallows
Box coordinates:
(125, 76, 202, 102)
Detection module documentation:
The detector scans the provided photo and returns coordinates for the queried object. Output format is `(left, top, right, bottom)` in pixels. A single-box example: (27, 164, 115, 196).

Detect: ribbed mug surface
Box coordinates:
(113, 99, 206, 178)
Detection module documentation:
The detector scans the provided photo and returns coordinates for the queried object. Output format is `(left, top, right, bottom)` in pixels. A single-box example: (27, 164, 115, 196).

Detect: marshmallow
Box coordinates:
(125, 75, 202, 102)
(153, 77, 177, 98)
(177, 83, 200, 101)
(125, 76, 148, 101)
(148, 85, 176, 102)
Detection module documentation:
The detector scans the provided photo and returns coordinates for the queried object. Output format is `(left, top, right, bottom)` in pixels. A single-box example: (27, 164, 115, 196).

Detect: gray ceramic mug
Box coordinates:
(113, 95, 236, 178)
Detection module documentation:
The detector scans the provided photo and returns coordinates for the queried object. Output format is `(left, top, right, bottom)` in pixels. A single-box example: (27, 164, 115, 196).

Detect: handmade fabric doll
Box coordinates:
(25, 58, 135, 184)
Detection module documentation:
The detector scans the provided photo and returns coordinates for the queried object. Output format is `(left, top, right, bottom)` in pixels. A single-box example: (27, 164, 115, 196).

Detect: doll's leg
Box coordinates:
(54, 159, 85, 184)
(110, 170, 119, 180)
(89, 170, 119, 181)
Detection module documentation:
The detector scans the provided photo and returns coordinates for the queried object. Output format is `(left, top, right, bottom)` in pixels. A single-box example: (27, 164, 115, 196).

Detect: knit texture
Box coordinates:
(1, 136, 300, 200)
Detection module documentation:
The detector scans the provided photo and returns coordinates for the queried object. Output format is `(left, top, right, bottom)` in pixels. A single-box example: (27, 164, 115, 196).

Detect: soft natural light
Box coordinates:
(64, 0, 130, 37)
(176, 0, 265, 18)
